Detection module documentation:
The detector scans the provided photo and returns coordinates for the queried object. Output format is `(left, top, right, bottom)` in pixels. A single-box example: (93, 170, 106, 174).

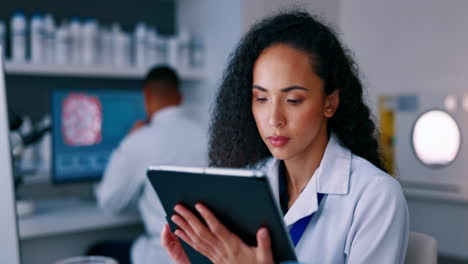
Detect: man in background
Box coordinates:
(89, 66, 208, 264)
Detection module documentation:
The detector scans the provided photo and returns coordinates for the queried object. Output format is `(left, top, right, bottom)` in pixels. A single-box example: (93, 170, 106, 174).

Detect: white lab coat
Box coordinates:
(259, 134, 409, 264)
(95, 106, 208, 264)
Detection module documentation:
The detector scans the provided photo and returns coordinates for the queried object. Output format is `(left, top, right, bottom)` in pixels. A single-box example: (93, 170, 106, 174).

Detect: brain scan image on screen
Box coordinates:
(52, 88, 146, 182)
(61, 93, 102, 146)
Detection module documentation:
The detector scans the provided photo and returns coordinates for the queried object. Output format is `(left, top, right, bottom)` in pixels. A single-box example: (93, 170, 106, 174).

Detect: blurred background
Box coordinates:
(1, 0, 468, 263)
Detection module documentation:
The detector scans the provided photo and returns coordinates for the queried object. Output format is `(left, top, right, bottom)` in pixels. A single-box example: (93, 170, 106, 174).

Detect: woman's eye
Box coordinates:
(255, 97, 268, 102)
(287, 99, 303, 104)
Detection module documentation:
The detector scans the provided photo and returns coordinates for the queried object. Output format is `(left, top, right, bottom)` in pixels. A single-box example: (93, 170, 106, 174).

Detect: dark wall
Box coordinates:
(0, 0, 175, 33)
(2, 0, 176, 123)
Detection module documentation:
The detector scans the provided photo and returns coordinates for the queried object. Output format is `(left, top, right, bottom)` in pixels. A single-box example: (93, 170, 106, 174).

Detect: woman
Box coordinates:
(161, 10, 409, 264)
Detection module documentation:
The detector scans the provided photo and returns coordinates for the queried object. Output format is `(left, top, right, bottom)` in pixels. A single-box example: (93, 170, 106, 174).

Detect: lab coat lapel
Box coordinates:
(283, 170, 319, 226)
(266, 133, 352, 227)
(316, 134, 351, 196)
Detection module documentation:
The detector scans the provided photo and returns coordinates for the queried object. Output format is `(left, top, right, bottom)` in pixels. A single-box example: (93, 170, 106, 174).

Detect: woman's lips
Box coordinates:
(267, 136, 291, 147)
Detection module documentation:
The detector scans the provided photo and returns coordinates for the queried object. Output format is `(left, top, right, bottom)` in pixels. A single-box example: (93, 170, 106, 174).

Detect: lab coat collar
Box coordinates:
(150, 105, 183, 124)
(265, 133, 351, 226)
(316, 133, 351, 196)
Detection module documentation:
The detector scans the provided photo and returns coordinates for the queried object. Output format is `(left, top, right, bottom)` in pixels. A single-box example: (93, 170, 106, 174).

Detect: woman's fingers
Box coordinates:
(174, 228, 194, 246)
(161, 223, 171, 247)
(171, 214, 197, 239)
(161, 223, 177, 248)
(195, 203, 233, 240)
(172, 204, 220, 258)
(174, 224, 217, 261)
(174, 204, 211, 236)
(171, 204, 269, 264)
(160, 223, 191, 264)
(171, 214, 213, 253)
(256, 227, 274, 264)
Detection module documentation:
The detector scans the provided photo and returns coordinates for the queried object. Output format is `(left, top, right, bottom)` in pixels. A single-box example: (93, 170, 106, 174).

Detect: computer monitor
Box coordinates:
(0, 50, 21, 263)
(51, 88, 146, 183)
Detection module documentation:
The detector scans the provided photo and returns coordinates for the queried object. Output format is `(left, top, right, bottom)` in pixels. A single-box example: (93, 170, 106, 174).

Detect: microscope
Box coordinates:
(9, 110, 51, 217)
(9, 111, 51, 186)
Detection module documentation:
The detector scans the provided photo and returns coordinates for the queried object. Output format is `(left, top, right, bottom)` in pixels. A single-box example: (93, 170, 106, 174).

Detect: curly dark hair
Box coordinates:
(209, 10, 386, 172)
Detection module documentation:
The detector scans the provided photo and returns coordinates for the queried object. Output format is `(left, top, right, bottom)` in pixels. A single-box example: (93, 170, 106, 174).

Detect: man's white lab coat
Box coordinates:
(96, 106, 208, 264)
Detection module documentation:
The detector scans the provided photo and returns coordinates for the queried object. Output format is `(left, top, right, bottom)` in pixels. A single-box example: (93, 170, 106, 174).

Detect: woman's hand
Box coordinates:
(171, 203, 274, 264)
(161, 223, 191, 264)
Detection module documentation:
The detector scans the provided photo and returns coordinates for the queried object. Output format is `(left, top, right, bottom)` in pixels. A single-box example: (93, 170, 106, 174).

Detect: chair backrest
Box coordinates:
(405, 232, 438, 264)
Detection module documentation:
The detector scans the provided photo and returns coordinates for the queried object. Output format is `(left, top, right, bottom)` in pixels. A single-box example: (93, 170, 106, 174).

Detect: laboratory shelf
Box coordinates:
(4, 60, 206, 80)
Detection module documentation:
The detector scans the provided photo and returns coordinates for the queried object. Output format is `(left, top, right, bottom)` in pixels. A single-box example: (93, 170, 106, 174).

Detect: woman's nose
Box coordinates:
(268, 105, 286, 128)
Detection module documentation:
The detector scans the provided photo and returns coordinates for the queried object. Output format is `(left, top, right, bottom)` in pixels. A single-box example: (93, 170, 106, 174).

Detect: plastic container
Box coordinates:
(145, 28, 157, 67)
(11, 12, 27, 62)
(191, 36, 204, 69)
(43, 14, 56, 64)
(55, 24, 69, 64)
(69, 18, 81, 64)
(30, 14, 44, 64)
(178, 30, 190, 70)
(122, 32, 131, 67)
(166, 36, 178, 69)
(82, 18, 98, 65)
(98, 28, 112, 66)
(156, 35, 167, 65)
(111, 23, 125, 67)
(133, 22, 146, 67)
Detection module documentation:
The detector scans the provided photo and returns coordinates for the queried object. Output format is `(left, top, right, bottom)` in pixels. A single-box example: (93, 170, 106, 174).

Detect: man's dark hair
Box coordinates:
(143, 65, 180, 90)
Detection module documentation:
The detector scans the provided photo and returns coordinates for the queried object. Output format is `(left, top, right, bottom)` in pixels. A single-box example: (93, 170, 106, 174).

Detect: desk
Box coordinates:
(18, 199, 144, 264)
(18, 184, 468, 262)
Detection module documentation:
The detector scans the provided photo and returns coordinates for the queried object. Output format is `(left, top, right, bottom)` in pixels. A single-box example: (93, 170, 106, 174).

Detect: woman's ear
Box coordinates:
(324, 89, 340, 118)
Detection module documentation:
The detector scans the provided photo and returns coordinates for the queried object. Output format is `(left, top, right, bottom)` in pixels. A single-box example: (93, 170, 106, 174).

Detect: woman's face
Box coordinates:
(252, 44, 338, 161)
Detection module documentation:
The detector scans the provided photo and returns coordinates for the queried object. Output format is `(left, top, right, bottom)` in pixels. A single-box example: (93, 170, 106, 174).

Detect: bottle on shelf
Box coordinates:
(111, 22, 126, 67)
(178, 30, 190, 71)
(167, 35, 178, 69)
(156, 35, 168, 66)
(55, 23, 70, 65)
(4, 11, 205, 75)
(30, 14, 44, 64)
(133, 22, 145, 68)
(191, 36, 204, 69)
(145, 27, 157, 67)
(82, 18, 98, 65)
(43, 14, 56, 64)
(122, 32, 131, 67)
(98, 26, 112, 66)
(10, 12, 27, 63)
(69, 17, 81, 65)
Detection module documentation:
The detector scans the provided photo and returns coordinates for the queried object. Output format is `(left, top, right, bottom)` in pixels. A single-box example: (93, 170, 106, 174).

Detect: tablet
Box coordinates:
(147, 166, 297, 264)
